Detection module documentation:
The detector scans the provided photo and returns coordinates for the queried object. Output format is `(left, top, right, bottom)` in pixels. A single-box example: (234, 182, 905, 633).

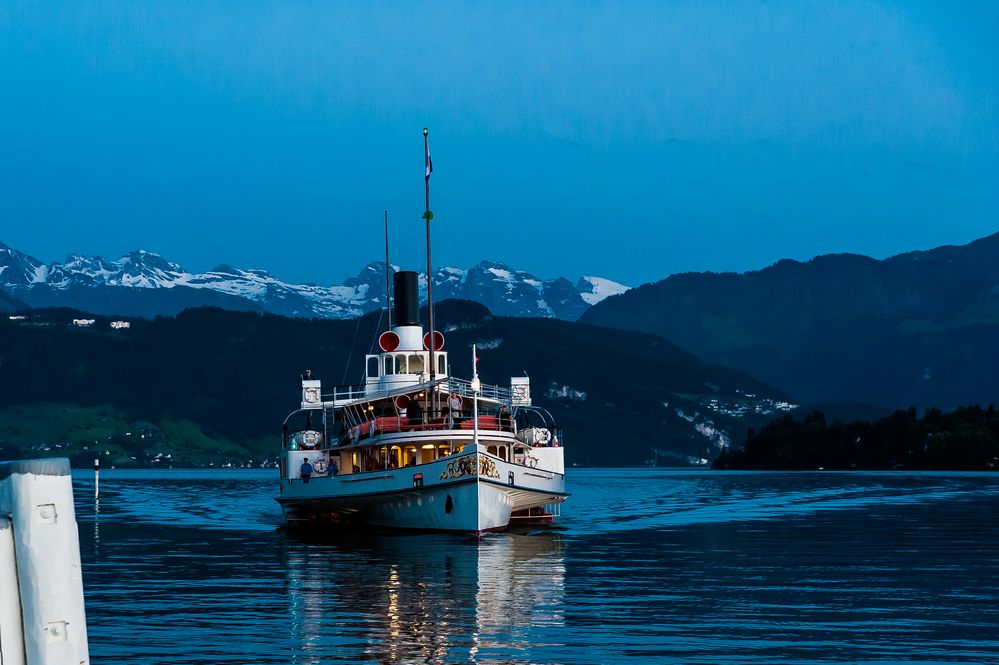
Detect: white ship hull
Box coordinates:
(277, 445, 566, 535)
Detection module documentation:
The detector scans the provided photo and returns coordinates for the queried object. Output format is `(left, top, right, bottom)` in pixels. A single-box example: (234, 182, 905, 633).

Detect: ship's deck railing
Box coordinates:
(340, 414, 515, 446)
(320, 377, 513, 405)
(322, 384, 369, 403)
(446, 377, 513, 403)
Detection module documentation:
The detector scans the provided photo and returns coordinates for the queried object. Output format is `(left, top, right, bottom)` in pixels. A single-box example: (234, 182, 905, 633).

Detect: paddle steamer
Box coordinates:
(275, 130, 567, 534)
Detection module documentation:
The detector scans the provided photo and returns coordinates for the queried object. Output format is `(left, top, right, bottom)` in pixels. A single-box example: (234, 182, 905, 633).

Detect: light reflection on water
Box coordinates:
(72, 469, 999, 664)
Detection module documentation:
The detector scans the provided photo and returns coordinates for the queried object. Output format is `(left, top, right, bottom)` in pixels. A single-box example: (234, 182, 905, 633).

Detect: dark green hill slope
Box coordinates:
(0, 289, 27, 312)
(0, 301, 790, 466)
(581, 231, 999, 410)
(716, 406, 999, 471)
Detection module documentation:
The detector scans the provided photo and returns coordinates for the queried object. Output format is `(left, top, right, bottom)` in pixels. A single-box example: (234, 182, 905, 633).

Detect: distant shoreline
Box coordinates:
(714, 405, 999, 473)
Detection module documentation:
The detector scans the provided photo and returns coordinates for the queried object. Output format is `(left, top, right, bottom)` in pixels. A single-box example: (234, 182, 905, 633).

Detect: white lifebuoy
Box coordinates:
(313, 458, 328, 474)
(299, 430, 321, 449)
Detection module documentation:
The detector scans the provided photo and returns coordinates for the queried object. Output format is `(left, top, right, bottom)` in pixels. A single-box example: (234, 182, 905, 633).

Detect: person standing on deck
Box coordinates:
(406, 399, 424, 428)
(498, 404, 512, 431)
(300, 458, 313, 484)
(447, 392, 462, 427)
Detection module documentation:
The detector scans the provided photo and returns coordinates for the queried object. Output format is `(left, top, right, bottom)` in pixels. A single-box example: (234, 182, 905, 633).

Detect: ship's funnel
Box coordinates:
(393, 271, 420, 327)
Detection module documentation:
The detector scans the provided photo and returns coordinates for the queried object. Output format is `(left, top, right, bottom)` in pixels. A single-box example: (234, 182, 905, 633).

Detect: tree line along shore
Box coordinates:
(714, 405, 999, 471)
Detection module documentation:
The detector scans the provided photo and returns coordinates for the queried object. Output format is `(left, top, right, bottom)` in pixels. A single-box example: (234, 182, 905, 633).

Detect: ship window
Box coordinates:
(395, 355, 407, 374)
(487, 445, 497, 456)
(438, 444, 451, 457)
(367, 357, 380, 378)
(409, 354, 425, 374)
(384, 356, 394, 375)
(389, 446, 401, 468)
(404, 446, 418, 466)
(438, 355, 446, 375)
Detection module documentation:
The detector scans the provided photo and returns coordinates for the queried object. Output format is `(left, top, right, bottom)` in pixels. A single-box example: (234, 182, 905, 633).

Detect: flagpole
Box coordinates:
(384, 210, 391, 331)
(423, 127, 437, 414)
(472, 344, 479, 447)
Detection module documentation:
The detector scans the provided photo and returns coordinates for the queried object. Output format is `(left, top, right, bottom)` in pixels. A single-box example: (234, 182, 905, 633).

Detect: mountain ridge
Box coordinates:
(0, 240, 628, 321)
(582, 230, 999, 410)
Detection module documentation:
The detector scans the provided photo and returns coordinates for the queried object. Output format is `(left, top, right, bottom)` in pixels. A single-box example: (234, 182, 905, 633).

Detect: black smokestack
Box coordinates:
(393, 271, 420, 326)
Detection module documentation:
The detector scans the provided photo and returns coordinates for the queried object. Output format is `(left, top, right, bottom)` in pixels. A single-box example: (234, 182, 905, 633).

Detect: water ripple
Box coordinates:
(71, 469, 999, 664)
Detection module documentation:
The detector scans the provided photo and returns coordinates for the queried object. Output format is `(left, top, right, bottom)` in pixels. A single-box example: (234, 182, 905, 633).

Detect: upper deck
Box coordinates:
(303, 376, 514, 409)
(286, 370, 558, 474)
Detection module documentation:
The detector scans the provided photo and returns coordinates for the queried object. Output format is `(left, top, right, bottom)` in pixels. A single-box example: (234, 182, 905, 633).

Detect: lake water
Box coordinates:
(70, 469, 999, 664)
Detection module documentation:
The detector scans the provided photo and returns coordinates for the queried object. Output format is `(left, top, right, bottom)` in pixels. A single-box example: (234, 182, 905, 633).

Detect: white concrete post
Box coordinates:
(1, 515, 27, 665)
(0, 459, 89, 665)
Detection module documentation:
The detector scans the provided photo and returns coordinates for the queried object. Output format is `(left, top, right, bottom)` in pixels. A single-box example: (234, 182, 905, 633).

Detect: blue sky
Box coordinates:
(1, 1, 997, 286)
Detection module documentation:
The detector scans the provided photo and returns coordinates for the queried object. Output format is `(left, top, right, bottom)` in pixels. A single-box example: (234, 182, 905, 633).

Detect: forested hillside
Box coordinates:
(715, 406, 999, 471)
(582, 231, 999, 410)
(0, 301, 789, 467)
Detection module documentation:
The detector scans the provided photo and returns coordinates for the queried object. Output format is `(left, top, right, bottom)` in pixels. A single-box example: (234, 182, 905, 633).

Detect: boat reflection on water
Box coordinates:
(283, 530, 566, 664)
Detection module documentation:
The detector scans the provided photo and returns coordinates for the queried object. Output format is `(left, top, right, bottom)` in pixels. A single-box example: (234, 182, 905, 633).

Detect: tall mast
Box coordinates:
(472, 344, 480, 446)
(423, 127, 436, 384)
(384, 210, 391, 331)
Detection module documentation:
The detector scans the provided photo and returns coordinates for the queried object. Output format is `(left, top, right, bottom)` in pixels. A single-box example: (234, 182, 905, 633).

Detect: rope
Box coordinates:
(341, 312, 365, 385)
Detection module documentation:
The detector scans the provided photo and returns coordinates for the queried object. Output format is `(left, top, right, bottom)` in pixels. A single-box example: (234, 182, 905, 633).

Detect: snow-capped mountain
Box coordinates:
(432, 261, 613, 321)
(577, 275, 630, 306)
(0, 241, 46, 286)
(0, 241, 628, 320)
